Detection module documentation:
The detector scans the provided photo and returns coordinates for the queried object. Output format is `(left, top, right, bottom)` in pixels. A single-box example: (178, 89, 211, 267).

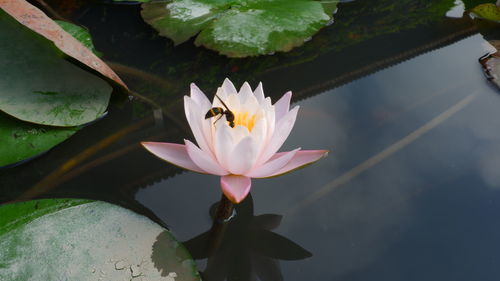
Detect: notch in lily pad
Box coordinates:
(141, 0, 339, 58)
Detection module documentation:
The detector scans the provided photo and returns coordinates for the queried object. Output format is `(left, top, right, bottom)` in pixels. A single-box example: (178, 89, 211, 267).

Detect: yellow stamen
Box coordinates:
(233, 111, 257, 131)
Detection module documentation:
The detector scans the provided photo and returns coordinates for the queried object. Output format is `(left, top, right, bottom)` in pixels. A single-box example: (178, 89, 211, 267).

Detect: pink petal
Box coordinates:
(257, 106, 299, 165)
(221, 175, 252, 203)
(227, 136, 258, 175)
(141, 142, 206, 174)
(222, 78, 237, 95)
(185, 140, 228, 176)
(190, 83, 212, 110)
(274, 91, 292, 122)
(254, 82, 265, 103)
(268, 150, 329, 177)
(247, 148, 299, 178)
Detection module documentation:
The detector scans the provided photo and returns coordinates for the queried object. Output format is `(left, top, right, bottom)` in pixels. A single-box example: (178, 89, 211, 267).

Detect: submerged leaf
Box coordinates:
(0, 199, 201, 281)
(142, 0, 336, 57)
(471, 3, 500, 22)
(55, 20, 103, 57)
(0, 113, 77, 168)
(0, 9, 112, 127)
(0, 0, 128, 89)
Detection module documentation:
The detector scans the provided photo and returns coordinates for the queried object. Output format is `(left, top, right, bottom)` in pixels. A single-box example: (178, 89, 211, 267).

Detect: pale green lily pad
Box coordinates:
(471, 3, 500, 22)
(0, 113, 78, 168)
(0, 10, 112, 127)
(142, 0, 335, 57)
(55, 20, 103, 57)
(0, 199, 201, 281)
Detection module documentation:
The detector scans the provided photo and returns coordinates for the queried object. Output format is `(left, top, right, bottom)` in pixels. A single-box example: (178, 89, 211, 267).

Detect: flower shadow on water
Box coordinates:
(180, 194, 312, 281)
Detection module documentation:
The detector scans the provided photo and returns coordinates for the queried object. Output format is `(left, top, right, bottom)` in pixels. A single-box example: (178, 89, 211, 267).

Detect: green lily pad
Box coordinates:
(142, 0, 335, 57)
(471, 3, 500, 22)
(112, 0, 151, 2)
(0, 112, 78, 167)
(55, 20, 103, 57)
(0, 199, 201, 281)
(0, 9, 112, 127)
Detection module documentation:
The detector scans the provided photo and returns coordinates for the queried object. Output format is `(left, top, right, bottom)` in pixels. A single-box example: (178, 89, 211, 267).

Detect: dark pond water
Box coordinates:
(3, 0, 500, 280)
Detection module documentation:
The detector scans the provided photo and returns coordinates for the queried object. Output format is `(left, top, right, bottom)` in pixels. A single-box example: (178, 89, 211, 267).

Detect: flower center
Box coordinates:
(233, 111, 256, 131)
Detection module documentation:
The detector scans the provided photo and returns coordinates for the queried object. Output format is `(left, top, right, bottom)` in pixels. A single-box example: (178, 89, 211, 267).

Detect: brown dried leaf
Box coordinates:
(0, 0, 128, 89)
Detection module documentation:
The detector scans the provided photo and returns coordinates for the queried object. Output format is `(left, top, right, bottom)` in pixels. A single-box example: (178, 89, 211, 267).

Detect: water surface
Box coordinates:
(2, 1, 500, 280)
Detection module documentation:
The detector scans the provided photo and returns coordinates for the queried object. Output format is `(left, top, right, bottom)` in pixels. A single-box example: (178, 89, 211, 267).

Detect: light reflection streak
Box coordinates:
(286, 91, 479, 216)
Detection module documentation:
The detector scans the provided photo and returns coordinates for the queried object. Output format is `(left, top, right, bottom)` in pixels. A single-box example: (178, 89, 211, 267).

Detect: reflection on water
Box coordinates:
(138, 34, 500, 280)
(181, 195, 311, 281)
(446, 0, 465, 18)
(2, 1, 500, 280)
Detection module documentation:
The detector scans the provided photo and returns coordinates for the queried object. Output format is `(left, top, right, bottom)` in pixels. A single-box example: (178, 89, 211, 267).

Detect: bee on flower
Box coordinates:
(142, 79, 328, 203)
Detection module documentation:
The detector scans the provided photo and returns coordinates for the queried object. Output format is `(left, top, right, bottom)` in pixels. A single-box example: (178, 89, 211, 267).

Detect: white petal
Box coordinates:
(190, 83, 211, 111)
(188, 88, 216, 151)
(200, 108, 215, 150)
(226, 93, 241, 112)
(250, 117, 267, 149)
(231, 124, 250, 144)
(268, 150, 329, 177)
(214, 122, 235, 170)
(264, 96, 273, 107)
(257, 106, 299, 165)
(215, 87, 228, 102)
(185, 139, 228, 175)
(247, 148, 299, 178)
(141, 142, 206, 174)
(228, 136, 258, 175)
(221, 175, 252, 204)
(222, 78, 237, 96)
(243, 94, 260, 115)
(274, 91, 292, 122)
(239, 82, 253, 104)
(185, 97, 215, 157)
(264, 103, 275, 147)
(254, 82, 265, 103)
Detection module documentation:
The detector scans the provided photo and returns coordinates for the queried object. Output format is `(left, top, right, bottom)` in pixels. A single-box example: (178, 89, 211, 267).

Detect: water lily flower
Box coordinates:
(141, 79, 328, 203)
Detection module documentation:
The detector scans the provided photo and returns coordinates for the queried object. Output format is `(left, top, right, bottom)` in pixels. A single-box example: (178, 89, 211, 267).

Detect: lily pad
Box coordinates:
(0, 199, 201, 281)
(0, 0, 128, 89)
(142, 0, 335, 57)
(112, 0, 151, 2)
(55, 20, 103, 57)
(0, 9, 112, 127)
(0, 113, 78, 168)
(471, 3, 500, 22)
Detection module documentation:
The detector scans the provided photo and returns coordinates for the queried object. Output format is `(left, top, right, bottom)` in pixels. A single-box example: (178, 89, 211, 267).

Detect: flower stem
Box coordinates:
(205, 194, 234, 260)
(214, 194, 235, 223)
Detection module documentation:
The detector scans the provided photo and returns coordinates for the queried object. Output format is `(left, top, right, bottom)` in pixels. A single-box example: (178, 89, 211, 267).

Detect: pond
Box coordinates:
(2, 0, 500, 280)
